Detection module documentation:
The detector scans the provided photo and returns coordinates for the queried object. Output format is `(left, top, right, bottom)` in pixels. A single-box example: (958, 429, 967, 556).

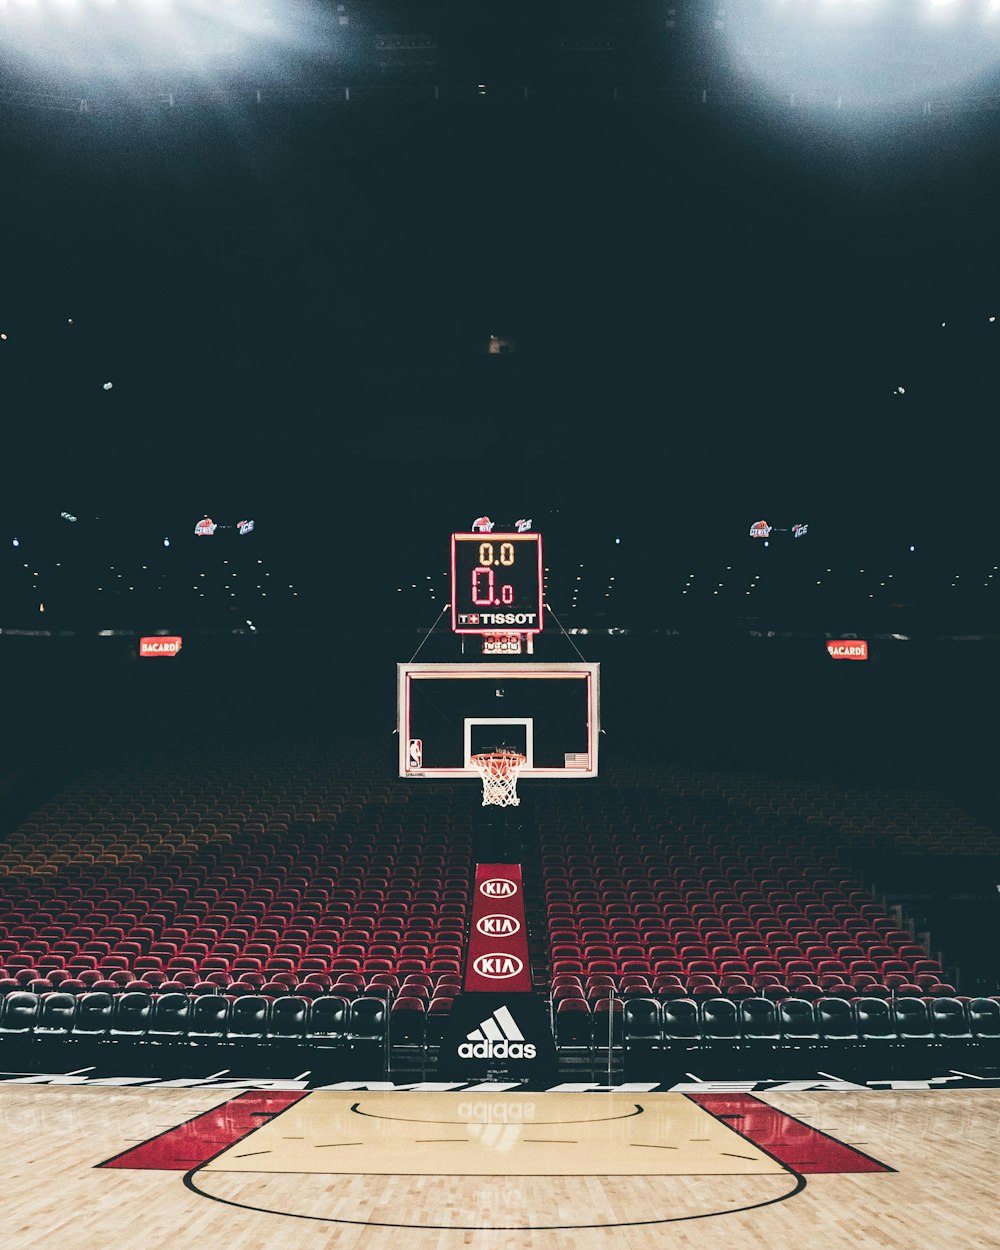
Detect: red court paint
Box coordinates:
(464, 863, 532, 993)
(98, 1090, 307, 1170)
(685, 1092, 891, 1173)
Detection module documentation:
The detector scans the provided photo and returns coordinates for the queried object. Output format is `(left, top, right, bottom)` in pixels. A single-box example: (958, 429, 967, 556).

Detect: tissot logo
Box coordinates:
(476, 914, 521, 937)
(458, 612, 537, 626)
(457, 1005, 537, 1060)
(472, 953, 524, 979)
(480, 878, 517, 898)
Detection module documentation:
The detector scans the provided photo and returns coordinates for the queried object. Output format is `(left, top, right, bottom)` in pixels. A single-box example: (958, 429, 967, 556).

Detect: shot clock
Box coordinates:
(451, 532, 544, 634)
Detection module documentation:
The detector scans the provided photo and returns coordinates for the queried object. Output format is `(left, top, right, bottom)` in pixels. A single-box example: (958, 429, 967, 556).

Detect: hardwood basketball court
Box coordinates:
(2, 1083, 998, 1249)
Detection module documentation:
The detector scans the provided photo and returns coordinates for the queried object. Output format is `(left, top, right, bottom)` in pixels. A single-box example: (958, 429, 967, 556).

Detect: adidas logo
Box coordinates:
(458, 1005, 537, 1060)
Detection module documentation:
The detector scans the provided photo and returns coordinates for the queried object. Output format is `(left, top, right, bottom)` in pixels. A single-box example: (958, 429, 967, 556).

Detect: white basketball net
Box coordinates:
(471, 751, 525, 807)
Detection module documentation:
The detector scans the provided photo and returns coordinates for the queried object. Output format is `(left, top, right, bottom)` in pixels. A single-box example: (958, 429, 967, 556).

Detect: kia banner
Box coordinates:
(464, 863, 532, 993)
(826, 640, 868, 661)
(139, 636, 183, 658)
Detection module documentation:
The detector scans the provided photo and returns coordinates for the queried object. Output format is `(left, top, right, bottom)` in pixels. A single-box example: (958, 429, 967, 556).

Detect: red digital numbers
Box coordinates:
(472, 541, 517, 607)
(472, 566, 495, 606)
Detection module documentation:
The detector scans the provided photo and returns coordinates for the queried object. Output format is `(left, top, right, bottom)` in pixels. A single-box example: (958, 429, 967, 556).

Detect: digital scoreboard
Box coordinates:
(451, 532, 544, 635)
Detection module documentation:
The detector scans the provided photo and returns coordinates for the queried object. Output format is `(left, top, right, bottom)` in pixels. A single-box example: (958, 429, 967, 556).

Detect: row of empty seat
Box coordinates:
(555, 993, 1000, 1050)
(0, 989, 439, 1049)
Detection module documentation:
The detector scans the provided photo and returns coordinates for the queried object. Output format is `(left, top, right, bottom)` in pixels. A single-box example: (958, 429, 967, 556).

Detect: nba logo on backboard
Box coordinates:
(408, 739, 423, 769)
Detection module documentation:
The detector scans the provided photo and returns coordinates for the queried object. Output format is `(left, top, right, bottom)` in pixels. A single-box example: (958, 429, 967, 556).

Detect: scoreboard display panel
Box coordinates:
(451, 532, 544, 635)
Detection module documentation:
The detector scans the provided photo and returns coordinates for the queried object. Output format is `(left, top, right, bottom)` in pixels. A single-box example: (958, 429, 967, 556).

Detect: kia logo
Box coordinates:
(480, 878, 517, 897)
(476, 914, 521, 937)
(472, 953, 524, 979)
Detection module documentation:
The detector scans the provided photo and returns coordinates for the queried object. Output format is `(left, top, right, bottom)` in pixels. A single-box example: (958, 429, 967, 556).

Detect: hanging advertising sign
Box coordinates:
(826, 640, 868, 660)
(139, 636, 183, 657)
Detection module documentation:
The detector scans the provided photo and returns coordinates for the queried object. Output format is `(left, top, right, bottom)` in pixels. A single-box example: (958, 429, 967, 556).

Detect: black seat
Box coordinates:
(388, 996, 427, 1048)
(662, 998, 701, 1046)
(229, 995, 270, 1040)
(700, 997, 740, 1046)
(189, 994, 231, 1042)
(739, 997, 781, 1043)
(110, 992, 154, 1038)
(554, 998, 593, 1048)
(0, 991, 40, 1036)
(892, 996, 933, 1042)
(816, 997, 858, 1043)
(967, 996, 1000, 1046)
(778, 997, 819, 1044)
(149, 993, 192, 1041)
(349, 996, 388, 1043)
(623, 998, 661, 1049)
(424, 997, 455, 1048)
(35, 992, 78, 1038)
(929, 997, 972, 1041)
(306, 995, 350, 1046)
(268, 996, 310, 1043)
(73, 991, 115, 1039)
(855, 997, 897, 1045)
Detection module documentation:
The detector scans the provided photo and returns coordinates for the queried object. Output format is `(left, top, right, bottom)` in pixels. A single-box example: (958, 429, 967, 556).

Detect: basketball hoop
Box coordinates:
(471, 750, 525, 807)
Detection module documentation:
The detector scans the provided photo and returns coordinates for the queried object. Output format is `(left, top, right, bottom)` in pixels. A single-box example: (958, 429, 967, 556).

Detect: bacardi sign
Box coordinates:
(827, 640, 869, 660)
(139, 636, 183, 657)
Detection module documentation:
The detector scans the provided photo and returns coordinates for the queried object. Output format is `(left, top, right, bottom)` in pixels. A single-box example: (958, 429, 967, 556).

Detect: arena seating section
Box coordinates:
(0, 746, 997, 1074)
(535, 765, 1000, 1071)
(0, 742, 472, 1065)
(540, 766, 974, 1007)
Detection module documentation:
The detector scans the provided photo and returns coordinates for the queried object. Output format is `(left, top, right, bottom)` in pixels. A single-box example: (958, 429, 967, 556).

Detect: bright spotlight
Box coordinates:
(717, 0, 1000, 116)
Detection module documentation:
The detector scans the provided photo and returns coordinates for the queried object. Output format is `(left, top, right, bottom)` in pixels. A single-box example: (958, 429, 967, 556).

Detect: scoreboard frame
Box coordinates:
(450, 532, 544, 636)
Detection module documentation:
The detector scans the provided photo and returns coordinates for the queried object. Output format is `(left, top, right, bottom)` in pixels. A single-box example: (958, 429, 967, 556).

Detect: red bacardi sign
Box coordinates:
(139, 636, 183, 657)
(827, 640, 868, 660)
